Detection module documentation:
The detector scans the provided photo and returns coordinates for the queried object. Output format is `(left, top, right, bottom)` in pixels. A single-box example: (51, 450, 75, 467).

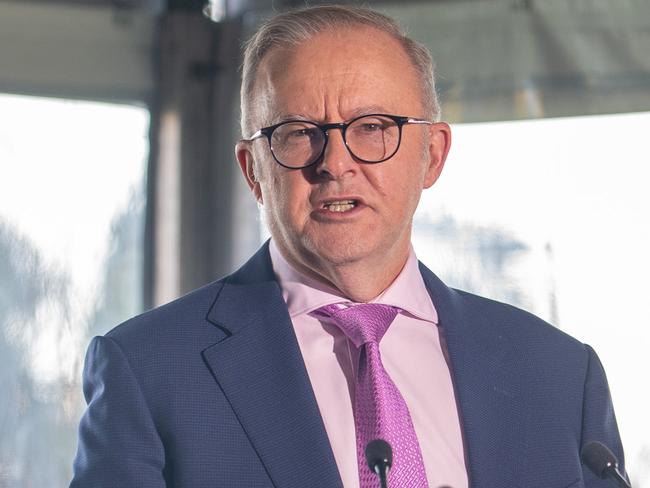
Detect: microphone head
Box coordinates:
(581, 441, 618, 479)
(365, 438, 393, 474)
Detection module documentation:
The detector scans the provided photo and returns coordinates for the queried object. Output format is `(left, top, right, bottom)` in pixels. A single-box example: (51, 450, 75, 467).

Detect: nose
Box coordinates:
(315, 127, 358, 179)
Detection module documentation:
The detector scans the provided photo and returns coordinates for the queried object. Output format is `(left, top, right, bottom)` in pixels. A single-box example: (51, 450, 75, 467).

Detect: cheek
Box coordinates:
(263, 172, 311, 225)
(380, 160, 429, 218)
(368, 154, 427, 200)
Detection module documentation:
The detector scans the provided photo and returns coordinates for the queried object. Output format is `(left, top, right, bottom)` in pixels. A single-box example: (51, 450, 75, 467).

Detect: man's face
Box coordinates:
(237, 27, 450, 286)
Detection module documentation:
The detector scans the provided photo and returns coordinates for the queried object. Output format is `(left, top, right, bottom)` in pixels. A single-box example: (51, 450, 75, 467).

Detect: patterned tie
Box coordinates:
(316, 303, 429, 488)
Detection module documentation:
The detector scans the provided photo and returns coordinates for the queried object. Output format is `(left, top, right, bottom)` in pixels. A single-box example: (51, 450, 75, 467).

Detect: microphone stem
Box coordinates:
(376, 467, 389, 488)
(607, 466, 632, 488)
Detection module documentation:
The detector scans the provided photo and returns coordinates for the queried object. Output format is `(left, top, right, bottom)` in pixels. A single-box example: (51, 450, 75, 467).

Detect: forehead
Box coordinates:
(253, 27, 424, 123)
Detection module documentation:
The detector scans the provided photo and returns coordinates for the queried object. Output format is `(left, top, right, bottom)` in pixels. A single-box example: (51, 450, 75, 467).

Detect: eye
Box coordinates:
(351, 116, 395, 136)
(358, 122, 384, 133)
(274, 122, 321, 144)
(289, 127, 319, 139)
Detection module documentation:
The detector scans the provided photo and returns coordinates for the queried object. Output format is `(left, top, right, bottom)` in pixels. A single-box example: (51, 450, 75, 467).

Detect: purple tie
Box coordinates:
(316, 303, 429, 488)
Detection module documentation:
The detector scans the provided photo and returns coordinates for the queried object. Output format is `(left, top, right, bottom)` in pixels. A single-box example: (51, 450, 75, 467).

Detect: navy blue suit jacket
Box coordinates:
(71, 243, 625, 487)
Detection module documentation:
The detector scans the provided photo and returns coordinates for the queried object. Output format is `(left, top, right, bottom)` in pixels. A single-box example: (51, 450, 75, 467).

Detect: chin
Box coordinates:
(302, 234, 376, 267)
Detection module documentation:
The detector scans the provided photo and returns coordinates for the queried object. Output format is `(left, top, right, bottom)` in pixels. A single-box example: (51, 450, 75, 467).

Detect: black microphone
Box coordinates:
(581, 441, 631, 488)
(365, 439, 392, 488)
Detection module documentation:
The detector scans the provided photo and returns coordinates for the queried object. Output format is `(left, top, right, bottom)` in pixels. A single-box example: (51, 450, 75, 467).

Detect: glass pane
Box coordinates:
(0, 93, 149, 486)
(414, 112, 650, 486)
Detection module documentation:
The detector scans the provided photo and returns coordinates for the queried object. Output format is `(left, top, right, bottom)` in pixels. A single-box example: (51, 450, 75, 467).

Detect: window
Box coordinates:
(413, 112, 650, 485)
(0, 94, 149, 486)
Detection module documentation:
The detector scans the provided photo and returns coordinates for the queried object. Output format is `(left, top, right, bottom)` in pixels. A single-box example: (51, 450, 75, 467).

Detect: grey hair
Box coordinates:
(240, 4, 440, 137)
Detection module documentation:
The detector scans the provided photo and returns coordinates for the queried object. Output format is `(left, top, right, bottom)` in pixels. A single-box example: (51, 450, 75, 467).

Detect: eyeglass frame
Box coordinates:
(241, 113, 434, 169)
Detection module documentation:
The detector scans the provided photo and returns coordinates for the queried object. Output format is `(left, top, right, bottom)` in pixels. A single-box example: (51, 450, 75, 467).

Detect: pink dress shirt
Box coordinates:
(269, 241, 468, 488)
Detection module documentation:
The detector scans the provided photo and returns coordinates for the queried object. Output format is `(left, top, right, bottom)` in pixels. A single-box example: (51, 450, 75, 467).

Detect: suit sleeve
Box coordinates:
(580, 344, 628, 487)
(70, 336, 167, 488)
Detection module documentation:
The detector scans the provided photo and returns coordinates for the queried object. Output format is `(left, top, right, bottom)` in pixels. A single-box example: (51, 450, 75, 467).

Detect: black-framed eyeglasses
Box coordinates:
(242, 113, 433, 169)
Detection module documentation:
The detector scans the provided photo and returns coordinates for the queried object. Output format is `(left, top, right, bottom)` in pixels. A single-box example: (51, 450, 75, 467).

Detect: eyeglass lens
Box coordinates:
(270, 115, 400, 168)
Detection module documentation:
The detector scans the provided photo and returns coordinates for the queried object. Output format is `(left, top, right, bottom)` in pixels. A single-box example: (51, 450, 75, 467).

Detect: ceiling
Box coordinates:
(4, 0, 446, 17)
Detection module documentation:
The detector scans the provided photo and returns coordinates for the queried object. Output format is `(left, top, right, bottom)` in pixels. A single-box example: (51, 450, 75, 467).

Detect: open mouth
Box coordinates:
(322, 200, 358, 213)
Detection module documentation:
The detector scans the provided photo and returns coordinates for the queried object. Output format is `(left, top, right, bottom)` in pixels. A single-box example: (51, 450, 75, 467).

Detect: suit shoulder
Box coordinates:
(452, 287, 586, 352)
(104, 278, 226, 345)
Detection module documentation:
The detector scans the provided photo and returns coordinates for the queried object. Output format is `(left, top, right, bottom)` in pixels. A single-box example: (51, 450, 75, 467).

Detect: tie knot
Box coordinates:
(315, 303, 399, 347)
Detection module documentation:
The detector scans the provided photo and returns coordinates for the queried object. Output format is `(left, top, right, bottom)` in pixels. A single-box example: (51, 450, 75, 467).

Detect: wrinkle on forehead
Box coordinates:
(250, 27, 423, 128)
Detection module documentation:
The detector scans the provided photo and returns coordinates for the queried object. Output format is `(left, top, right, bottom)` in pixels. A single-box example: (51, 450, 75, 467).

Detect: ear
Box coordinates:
(235, 141, 263, 204)
(423, 122, 452, 189)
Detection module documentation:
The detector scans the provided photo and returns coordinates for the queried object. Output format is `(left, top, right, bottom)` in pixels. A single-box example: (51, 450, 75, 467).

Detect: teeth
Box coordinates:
(328, 204, 354, 212)
(324, 200, 356, 212)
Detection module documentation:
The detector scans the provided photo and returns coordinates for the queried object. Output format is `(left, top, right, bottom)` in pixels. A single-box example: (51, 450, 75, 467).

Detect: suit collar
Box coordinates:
(206, 240, 278, 336)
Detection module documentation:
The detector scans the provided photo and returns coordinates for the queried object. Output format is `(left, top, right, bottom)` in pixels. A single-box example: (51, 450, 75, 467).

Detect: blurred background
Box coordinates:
(0, 0, 648, 486)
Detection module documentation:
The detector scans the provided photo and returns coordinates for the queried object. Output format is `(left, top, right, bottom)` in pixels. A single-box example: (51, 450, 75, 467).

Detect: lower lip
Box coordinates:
(312, 203, 367, 221)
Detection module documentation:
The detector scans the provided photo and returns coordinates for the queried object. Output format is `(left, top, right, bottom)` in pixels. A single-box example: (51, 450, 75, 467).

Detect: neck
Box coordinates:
(278, 241, 410, 303)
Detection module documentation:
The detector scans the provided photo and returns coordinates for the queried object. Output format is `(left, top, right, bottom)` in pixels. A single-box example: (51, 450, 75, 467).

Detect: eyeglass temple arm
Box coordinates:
(241, 129, 264, 142)
(406, 118, 434, 125)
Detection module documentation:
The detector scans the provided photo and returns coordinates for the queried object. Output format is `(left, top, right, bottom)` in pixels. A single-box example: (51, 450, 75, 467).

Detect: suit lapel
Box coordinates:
(419, 263, 527, 487)
(202, 244, 343, 488)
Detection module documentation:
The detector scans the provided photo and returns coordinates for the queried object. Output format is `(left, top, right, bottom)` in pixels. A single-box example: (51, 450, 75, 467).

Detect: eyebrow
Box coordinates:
(270, 105, 392, 126)
(270, 113, 313, 125)
(347, 105, 391, 118)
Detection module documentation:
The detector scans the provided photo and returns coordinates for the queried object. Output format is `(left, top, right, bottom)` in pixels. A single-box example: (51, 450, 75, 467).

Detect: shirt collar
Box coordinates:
(269, 240, 438, 324)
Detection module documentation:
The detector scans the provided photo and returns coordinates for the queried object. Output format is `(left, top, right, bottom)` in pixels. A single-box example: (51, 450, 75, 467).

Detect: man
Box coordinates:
(71, 5, 626, 488)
